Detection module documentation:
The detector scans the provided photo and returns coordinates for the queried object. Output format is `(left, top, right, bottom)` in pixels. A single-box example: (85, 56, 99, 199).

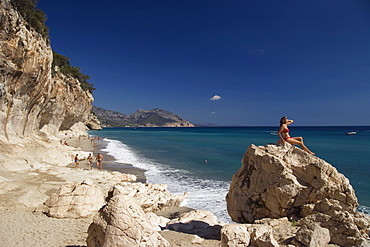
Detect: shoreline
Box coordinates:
(0, 134, 217, 246)
(66, 136, 147, 183)
(87, 131, 234, 224)
(92, 138, 147, 183)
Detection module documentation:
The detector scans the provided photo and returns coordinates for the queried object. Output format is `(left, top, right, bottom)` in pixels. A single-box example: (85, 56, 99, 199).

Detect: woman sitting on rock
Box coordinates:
(278, 116, 314, 155)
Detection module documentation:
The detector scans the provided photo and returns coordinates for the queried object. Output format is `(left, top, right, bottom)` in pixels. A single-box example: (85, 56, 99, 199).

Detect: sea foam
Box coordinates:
(101, 138, 233, 223)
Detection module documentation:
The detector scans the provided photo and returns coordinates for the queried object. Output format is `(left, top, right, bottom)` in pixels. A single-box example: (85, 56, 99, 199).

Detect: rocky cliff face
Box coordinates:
(93, 105, 194, 127)
(0, 0, 100, 143)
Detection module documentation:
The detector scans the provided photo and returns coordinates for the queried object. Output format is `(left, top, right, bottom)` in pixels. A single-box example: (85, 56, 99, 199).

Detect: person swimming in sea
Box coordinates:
(278, 116, 314, 155)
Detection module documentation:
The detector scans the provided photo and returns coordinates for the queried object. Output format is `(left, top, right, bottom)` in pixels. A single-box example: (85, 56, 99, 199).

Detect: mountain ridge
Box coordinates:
(92, 106, 194, 127)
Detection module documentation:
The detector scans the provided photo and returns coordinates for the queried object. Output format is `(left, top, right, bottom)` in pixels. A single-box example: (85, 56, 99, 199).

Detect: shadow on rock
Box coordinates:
(166, 220, 222, 240)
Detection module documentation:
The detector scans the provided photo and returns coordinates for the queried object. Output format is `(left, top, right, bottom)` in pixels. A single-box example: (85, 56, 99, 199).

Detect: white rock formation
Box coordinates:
(247, 224, 279, 247)
(107, 182, 188, 212)
(168, 209, 219, 226)
(44, 179, 105, 218)
(0, 0, 100, 173)
(220, 224, 251, 247)
(146, 212, 170, 231)
(86, 191, 170, 247)
(0, 0, 99, 140)
(220, 223, 279, 247)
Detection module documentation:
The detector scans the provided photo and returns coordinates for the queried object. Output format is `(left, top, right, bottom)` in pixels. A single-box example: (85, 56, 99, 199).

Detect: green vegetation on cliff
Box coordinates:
(52, 51, 96, 93)
(139, 114, 175, 126)
(10, 0, 49, 38)
(10, 0, 95, 94)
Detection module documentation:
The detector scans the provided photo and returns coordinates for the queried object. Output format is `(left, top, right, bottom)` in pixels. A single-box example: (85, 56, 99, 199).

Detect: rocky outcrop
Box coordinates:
(294, 221, 330, 247)
(220, 223, 280, 247)
(226, 142, 370, 246)
(297, 212, 370, 247)
(107, 182, 188, 212)
(220, 224, 251, 247)
(0, 0, 100, 143)
(86, 186, 171, 247)
(93, 105, 194, 127)
(85, 113, 102, 130)
(86, 183, 191, 246)
(44, 179, 105, 219)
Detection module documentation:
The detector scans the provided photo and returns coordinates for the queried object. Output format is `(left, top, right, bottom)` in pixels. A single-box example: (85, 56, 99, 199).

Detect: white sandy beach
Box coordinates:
(0, 135, 220, 247)
(0, 137, 109, 246)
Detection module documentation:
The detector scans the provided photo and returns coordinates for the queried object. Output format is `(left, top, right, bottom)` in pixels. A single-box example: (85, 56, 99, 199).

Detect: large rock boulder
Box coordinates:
(44, 179, 104, 218)
(86, 190, 170, 247)
(226, 143, 358, 222)
(226, 143, 370, 246)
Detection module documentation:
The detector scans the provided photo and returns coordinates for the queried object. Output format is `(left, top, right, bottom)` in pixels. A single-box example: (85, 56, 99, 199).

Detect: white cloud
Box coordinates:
(210, 95, 221, 101)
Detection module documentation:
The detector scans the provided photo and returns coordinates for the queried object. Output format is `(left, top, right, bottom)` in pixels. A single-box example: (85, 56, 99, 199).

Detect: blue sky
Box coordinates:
(37, 0, 370, 126)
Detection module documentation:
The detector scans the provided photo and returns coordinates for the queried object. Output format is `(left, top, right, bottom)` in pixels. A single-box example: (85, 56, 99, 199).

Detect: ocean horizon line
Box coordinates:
(98, 125, 370, 128)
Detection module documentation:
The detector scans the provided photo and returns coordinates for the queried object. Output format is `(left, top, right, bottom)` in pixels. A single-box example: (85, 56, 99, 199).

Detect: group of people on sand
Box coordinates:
(74, 153, 104, 171)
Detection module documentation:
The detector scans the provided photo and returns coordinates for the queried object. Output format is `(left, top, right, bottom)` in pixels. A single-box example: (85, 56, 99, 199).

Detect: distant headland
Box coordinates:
(92, 106, 194, 128)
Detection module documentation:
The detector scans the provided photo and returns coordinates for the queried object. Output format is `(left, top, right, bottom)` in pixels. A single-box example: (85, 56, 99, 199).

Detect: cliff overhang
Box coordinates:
(0, 0, 100, 170)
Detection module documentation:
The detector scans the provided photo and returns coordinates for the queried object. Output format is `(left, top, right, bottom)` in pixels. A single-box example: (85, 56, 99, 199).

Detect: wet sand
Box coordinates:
(67, 136, 147, 182)
(92, 139, 147, 183)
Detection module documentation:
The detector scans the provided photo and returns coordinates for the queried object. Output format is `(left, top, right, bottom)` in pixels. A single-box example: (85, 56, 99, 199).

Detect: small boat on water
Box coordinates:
(345, 131, 356, 135)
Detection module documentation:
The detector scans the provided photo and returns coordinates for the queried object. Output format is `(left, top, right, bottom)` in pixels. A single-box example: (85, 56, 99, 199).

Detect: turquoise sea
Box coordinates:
(89, 126, 370, 222)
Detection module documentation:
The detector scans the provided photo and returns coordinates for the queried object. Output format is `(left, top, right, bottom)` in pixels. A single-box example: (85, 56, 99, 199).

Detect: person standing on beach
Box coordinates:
(87, 153, 94, 170)
(96, 153, 103, 171)
(74, 154, 79, 168)
(278, 116, 315, 155)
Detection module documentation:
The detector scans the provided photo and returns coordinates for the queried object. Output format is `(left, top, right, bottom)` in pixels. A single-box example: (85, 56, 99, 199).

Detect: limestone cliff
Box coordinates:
(0, 0, 100, 171)
(0, 0, 100, 143)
